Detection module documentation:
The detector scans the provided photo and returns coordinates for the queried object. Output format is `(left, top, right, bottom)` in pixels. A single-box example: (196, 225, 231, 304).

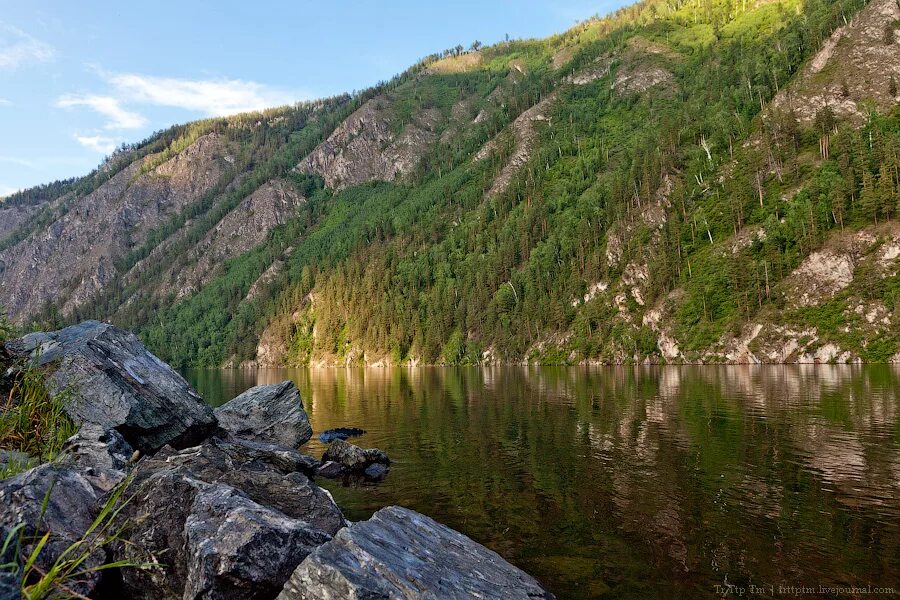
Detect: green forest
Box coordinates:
(10, 0, 900, 367)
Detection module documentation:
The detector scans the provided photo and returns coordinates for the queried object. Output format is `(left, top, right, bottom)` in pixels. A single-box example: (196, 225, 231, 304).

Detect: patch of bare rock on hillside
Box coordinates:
(296, 93, 441, 191)
(0, 133, 232, 324)
(153, 179, 304, 300)
(770, 0, 900, 123)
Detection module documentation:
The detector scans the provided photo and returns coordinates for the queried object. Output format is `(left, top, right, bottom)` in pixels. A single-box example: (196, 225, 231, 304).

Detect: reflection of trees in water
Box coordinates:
(186, 365, 900, 598)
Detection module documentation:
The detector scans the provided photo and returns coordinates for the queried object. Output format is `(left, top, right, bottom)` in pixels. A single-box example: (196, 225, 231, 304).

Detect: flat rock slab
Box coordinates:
(5, 320, 218, 453)
(278, 506, 555, 600)
(215, 381, 312, 447)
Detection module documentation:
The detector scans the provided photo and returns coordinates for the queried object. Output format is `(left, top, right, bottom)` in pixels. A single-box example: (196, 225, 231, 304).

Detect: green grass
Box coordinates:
(0, 365, 76, 475)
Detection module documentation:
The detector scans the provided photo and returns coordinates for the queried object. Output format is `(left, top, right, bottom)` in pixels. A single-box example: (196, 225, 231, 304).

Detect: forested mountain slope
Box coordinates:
(1, 0, 898, 367)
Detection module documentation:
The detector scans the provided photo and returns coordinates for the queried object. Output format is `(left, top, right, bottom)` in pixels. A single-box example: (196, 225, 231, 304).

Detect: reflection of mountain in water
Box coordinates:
(187, 365, 900, 599)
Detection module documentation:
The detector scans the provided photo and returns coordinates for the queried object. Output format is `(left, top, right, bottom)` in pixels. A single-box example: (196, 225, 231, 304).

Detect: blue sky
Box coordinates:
(0, 1, 626, 196)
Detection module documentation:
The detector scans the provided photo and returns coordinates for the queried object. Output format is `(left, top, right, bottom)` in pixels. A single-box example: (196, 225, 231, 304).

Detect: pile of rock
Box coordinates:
(0, 321, 554, 599)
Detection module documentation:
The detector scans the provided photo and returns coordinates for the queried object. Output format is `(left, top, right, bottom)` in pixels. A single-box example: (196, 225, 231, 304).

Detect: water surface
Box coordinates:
(186, 365, 900, 599)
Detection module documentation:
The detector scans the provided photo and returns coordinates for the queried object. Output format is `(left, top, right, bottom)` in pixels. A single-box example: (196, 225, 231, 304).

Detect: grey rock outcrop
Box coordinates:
(184, 485, 331, 600)
(214, 381, 312, 447)
(321, 438, 390, 472)
(5, 321, 218, 453)
(115, 436, 346, 598)
(278, 506, 555, 600)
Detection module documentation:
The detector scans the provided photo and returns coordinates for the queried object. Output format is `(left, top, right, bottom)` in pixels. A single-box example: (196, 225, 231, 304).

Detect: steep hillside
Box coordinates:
(1, 0, 897, 367)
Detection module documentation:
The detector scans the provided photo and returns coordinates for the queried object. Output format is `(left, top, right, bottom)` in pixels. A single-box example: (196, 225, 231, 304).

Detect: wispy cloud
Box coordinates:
(0, 24, 54, 70)
(0, 155, 34, 168)
(0, 98, 11, 106)
(56, 94, 147, 129)
(107, 73, 295, 116)
(74, 135, 118, 154)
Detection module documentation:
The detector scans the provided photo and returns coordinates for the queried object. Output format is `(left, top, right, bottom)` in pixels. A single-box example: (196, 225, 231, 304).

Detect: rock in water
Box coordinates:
(183, 485, 332, 600)
(318, 427, 365, 443)
(277, 506, 556, 600)
(321, 438, 389, 472)
(214, 381, 312, 447)
(5, 320, 218, 453)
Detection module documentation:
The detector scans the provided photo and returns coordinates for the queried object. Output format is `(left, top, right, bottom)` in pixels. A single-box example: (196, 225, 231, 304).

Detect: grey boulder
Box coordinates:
(214, 381, 312, 447)
(115, 437, 346, 598)
(184, 485, 332, 600)
(278, 506, 555, 600)
(5, 320, 218, 453)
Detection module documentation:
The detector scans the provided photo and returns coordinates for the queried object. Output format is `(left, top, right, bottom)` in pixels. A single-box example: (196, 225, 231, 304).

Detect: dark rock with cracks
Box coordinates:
(0, 463, 107, 597)
(277, 506, 555, 600)
(144, 437, 345, 530)
(59, 423, 134, 492)
(321, 438, 390, 472)
(214, 381, 312, 448)
(4, 321, 218, 453)
(184, 485, 332, 600)
(114, 436, 346, 598)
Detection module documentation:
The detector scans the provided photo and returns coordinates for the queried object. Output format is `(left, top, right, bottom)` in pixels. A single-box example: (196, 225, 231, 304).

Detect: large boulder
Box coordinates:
(214, 381, 312, 447)
(5, 321, 218, 453)
(184, 485, 332, 600)
(278, 506, 555, 600)
(115, 437, 346, 598)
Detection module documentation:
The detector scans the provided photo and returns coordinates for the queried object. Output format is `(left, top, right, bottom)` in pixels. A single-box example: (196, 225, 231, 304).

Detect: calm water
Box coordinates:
(186, 366, 900, 599)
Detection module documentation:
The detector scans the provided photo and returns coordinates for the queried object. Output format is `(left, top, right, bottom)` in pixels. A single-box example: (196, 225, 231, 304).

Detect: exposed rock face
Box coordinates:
(5, 321, 218, 453)
(183, 485, 332, 600)
(770, 0, 900, 123)
(139, 178, 305, 301)
(297, 94, 439, 190)
(277, 506, 556, 600)
(116, 436, 346, 598)
(0, 204, 38, 243)
(321, 438, 390, 472)
(214, 381, 312, 447)
(0, 133, 232, 324)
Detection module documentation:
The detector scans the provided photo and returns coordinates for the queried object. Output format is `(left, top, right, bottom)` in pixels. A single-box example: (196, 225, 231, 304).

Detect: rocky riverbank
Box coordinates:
(0, 321, 554, 599)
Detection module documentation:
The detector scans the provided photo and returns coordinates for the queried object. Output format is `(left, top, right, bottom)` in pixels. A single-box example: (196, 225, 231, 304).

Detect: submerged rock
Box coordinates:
(277, 506, 555, 600)
(321, 438, 389, 472)
(5, 321, 218, 453)
(318, 427, 365, 443)
(214, 381, 312, 447)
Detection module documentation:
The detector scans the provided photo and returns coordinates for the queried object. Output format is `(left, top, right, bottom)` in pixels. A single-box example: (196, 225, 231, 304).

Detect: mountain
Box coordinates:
(1, 0, 898, 367)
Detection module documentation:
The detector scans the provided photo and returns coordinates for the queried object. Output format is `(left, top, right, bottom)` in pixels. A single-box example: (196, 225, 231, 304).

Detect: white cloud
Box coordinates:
(107, 73, 294, 116)
(74, 135, 118, 154)
(0, 98, 11, 106)
(56, 94, 147, 129)
(0, 24, 54, 70)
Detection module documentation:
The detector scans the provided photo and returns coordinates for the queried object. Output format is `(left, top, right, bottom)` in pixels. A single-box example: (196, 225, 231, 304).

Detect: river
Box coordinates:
(185, 365, 900, 599)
